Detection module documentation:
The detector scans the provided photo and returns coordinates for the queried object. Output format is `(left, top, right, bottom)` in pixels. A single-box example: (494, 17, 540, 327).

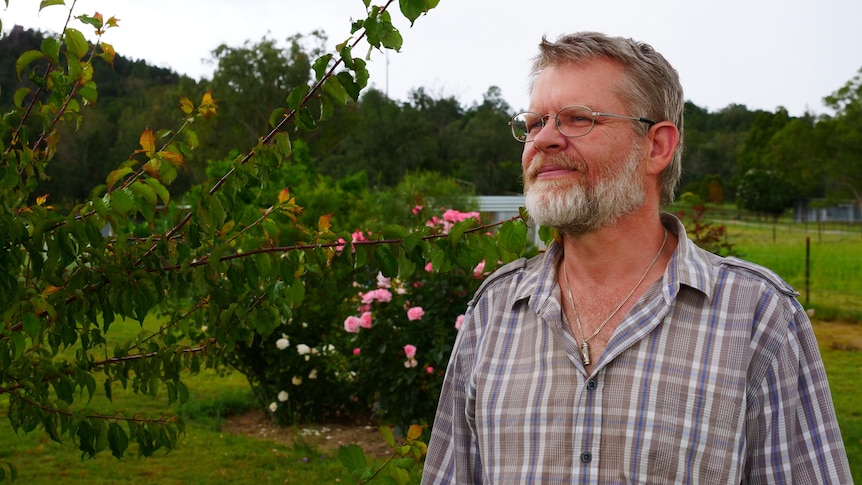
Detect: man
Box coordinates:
(422, 32, 851, 483)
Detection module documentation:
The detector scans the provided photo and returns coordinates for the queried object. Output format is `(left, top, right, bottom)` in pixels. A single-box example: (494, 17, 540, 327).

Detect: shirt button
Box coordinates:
(581, 452, 592, 463)
(586, 379, 597, 390)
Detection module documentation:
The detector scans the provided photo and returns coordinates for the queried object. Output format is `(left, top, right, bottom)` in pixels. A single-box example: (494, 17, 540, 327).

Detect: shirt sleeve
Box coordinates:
(422, 306, 483, 484)
(744, 301, 852, 483)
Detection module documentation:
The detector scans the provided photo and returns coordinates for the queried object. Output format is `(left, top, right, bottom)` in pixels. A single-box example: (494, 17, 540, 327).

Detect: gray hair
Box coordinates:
(530, 32, 684, 205)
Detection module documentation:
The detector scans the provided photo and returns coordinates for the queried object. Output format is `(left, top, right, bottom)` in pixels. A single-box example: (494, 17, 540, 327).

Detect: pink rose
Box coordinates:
(425, 366, 434, 374)
(442, 209, 481, 223)
(359, 311, 373, 329)
(407, 306, 424, 321)
(472, 260, 486, 277)
(343, 316, 361, 333)
(335, 237, 346, 253)
(455, 314, 465, 330)
(351, 230, 366, 243)
(403, 344, 417, 359)
(424, 262, 434, 272)
(374, 288, 392, 303)
(353, 348, 361, 356)
(412, 205, 423, 215)
(376, 272, 391, 288)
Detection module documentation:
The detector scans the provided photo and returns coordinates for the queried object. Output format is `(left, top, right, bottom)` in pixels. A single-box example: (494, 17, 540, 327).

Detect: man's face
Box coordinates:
(522, 59, 648, 234)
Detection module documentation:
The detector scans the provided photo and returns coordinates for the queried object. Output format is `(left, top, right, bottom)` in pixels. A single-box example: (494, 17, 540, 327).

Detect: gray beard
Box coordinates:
(524, 146, 645, 235)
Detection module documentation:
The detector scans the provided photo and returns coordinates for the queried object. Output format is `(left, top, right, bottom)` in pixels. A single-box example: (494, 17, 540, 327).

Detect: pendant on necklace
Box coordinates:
(580, 341, 591, 366)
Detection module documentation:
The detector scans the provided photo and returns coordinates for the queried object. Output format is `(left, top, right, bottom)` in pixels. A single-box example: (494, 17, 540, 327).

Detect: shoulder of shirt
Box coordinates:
(466, 256, 533, 307)
(717, 255, 799, 298)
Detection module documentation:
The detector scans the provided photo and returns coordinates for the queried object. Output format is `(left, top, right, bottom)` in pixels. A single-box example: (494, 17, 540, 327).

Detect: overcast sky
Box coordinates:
(3, 0, 862, 117)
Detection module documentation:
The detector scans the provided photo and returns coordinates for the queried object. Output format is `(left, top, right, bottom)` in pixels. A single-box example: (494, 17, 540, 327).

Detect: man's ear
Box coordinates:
(645, 122, 679, 175)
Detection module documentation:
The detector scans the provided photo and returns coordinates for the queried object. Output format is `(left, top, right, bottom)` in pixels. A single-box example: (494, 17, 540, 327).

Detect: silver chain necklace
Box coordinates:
(562, 229, 668, 366)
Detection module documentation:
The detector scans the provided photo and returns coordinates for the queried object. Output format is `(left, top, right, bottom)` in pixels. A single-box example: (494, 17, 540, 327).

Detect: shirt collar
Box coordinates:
(510, 212, 715, 311)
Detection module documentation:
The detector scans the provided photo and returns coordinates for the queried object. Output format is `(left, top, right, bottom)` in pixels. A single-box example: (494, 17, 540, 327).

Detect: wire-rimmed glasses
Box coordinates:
(509, 105, 656, 143)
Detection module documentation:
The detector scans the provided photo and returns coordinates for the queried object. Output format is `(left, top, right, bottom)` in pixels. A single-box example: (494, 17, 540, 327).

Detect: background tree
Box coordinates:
(735, 168, 797, 221)
(451, 86, 523, 194)
(821, 66, 862, 214)
(199, 33, 325, 163)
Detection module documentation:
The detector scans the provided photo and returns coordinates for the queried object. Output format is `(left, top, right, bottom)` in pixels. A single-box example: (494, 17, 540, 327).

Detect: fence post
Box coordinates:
(805, 236, 810, 306)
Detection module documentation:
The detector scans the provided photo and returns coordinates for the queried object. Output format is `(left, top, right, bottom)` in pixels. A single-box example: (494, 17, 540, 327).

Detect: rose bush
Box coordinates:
(334, 207, 488, 430)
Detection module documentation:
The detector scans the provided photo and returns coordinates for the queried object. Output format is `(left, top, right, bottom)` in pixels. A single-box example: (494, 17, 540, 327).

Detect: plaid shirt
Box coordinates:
(422, 214, 851, 484)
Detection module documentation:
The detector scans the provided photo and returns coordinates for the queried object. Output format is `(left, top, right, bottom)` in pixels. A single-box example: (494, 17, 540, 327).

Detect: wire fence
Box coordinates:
(706, 210, 861, 322)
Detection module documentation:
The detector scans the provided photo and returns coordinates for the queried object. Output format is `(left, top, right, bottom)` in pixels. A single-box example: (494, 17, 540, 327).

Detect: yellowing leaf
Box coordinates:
(159, 150, 184, 167)
(138, 128, 156, 155)
(42, 285, 63, 296)
(100, 42, 115, 66)
(277, 188, 291, 204)
(36, 194, 49, 206)
(198, 91, 218, 119)
(406, 424, 425, 441)
(179, 97, 194, 115)
(318, 213, 333, 233)
(106, 167, 133, 189)
(142, 158, 160, 177)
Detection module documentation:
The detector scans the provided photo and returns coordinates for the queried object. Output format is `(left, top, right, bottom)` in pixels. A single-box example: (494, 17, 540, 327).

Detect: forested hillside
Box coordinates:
(3, 25, 860, 216)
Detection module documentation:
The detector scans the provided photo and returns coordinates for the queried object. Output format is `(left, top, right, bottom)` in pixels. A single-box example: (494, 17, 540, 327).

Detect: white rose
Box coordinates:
(292, 376, 302, 386)
(277, 390, 289, 402)
(296, 344, 311, 355)
(308, 369, 318, 380)
(268, 402, 278, 412)
(276, 338, 290, 350)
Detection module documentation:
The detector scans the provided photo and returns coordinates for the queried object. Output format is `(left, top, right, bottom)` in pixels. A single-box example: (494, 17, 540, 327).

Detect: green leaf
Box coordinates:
(15, 50, 44, 80)
(64, 28, 88, 60)
(337, 444, 367, 471)
(399, 0, 425, 24)
(109, 188, 135, 218)
(322, 76, 350, 105)
(375, 245, 398, 277)
(108, 422, 129, 458)
(76, 14, 103, 29)
(448, 219, 478, 247)
(312, 53, 333, 80)
(285, 83, 310, 110)
(13, 87, 31, 108)
(144, 177, 171, 206)
(11, 331, 25, 359)
(379, 425, 396, 447)
(39, 0, 65, 10)
(497, 219, 528, 255)
(103, 378, 113, 402)
(22, 312, 40, 339)
(41, 37, 61, 64)
(130, 180, 157, 207)
(397, 250, 417, 280)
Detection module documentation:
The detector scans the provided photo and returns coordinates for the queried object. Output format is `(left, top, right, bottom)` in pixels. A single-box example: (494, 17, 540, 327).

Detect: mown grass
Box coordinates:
(721, 218, 862, 322)
(2, 217, 860, 482)
(0, 318, 355, 484)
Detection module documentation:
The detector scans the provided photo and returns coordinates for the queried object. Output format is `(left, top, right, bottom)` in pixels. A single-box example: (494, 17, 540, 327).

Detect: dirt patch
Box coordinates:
(220, 321, 860, 456)
(813, 320, 862, 351)
(220, 410, 394, 458)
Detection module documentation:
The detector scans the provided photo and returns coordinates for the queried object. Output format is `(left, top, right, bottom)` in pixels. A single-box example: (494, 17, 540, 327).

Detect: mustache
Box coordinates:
(525, 153, 587, 179)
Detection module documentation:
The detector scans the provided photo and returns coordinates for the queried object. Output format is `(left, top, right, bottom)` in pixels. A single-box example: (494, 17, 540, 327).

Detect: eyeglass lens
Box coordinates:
(511, 106, 595, 142)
